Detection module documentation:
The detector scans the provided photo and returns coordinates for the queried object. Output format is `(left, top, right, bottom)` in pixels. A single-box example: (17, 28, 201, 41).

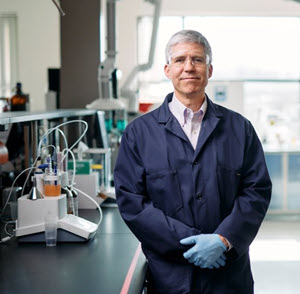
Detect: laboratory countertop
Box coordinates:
(0, 207, 147, 294)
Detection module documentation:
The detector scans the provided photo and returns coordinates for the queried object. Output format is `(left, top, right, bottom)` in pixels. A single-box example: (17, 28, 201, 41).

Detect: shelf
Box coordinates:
(0, 109, 97, 125)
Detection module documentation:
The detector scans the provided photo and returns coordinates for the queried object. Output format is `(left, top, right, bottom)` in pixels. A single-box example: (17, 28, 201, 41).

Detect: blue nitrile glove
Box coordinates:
(180, 234, 227, 268)
(194, 254, 226, 269)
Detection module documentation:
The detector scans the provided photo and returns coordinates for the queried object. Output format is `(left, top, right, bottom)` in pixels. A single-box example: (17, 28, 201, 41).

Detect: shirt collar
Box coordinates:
(168, 93, 207, 126)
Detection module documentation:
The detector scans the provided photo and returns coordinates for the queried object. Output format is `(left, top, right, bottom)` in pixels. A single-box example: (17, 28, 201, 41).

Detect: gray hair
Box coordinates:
(165, 30, 212, 64)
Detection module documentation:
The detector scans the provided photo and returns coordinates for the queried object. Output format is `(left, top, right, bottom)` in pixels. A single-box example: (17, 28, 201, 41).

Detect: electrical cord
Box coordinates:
(35, 120, 88, 191)
(4, 221, 15, 237)
(61, 148, 76, 189)
(0, 217, 16, 244)
(73, 187, 103, 227)
(37, 120, 88, 156)
(0, 167, 36, 223)
(36, 120, 88, 195)
(0, 236, 13, 243)
(38, 127, 68, 156)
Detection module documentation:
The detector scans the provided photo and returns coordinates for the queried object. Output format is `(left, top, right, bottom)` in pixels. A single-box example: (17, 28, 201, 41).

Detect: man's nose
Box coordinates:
(183, 57, 195, 70)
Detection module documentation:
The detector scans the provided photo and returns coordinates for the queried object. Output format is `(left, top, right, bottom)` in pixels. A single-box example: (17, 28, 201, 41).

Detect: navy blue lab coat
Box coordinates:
(114, 93, 272, 294)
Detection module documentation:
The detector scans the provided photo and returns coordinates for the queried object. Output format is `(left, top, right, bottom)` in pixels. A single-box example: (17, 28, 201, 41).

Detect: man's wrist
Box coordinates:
(218, 234, 229, 248)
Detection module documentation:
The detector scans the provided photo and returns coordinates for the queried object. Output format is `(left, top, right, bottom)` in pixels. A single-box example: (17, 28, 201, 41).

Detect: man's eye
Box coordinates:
(175, 58, 185, 63)
(193, 58, 205, 64)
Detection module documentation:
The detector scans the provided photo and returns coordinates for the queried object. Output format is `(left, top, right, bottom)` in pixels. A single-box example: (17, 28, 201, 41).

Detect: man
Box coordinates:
(114, 30, 272, 294)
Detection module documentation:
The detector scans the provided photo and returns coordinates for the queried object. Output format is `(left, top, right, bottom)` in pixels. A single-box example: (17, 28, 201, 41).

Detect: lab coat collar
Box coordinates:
(157, 92, 173, 124)
(158, 92, 223, 157)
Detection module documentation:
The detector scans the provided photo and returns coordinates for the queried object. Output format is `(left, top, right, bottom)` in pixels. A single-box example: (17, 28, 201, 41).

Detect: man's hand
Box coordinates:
(180, 234, 227, 269)
(194, 254, 226, 269)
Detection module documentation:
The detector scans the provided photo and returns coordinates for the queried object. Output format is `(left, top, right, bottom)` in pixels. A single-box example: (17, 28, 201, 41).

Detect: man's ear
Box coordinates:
(208, 64, 213, 79)
(164, 64, 171, 79)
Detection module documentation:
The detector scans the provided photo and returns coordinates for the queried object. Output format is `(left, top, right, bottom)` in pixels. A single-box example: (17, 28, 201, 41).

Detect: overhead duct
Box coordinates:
(87, 0, 125, 111)
(120, 0, 161, 113)
(87, 0, 161, 113)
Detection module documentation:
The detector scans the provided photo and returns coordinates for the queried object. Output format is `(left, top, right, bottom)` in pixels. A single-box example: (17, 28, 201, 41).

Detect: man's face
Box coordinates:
(164, 42, 213, 100)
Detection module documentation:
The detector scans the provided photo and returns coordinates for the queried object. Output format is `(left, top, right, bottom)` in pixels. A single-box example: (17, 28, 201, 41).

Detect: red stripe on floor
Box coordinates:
(120, 243, 142, 294)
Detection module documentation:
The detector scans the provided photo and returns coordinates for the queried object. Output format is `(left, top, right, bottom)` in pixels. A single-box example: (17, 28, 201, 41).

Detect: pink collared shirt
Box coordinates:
(168, 94, 207, 150)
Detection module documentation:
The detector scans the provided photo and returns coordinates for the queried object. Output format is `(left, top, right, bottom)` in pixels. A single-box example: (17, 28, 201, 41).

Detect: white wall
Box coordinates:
(0, 0, 60, 111)
(116, 0, 300, 89)
(161, 0, 300, 16)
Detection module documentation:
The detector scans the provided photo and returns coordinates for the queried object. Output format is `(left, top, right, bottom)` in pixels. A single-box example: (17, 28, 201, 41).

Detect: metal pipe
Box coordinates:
(120, 0, 161, 112)
(30, 121, 38, 164)
(107, 0, 117, 55)
(24, 124, 30, 169)
(141, 0, 161, 71)
(98, 0, 118, 100)
(51, 0, 66, 16)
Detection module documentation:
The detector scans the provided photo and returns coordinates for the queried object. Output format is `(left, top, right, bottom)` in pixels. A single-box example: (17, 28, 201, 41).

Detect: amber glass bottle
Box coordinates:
(11, 82, 27, 111)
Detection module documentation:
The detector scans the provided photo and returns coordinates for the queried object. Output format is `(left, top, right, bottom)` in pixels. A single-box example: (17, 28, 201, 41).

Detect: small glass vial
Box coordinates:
(66, 189, 75, 214)
(68, 186, 78, 216)
(61, 172, 74, 214)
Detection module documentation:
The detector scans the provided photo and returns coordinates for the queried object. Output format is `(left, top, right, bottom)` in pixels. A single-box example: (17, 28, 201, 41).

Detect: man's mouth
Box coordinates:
(181, 77, 199, 80)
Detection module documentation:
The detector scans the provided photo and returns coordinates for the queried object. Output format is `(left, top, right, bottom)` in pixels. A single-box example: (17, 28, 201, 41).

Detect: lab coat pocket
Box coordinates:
(217, 165, 241, 217)
(146, 169, 183, 216)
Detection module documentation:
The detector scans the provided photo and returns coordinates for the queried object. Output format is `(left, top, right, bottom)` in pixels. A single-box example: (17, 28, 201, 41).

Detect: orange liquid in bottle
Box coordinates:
(44, 185, 61, 196)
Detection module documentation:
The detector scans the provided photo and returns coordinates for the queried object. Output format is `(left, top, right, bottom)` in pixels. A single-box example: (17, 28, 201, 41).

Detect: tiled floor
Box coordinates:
(250, 216, 300, 294)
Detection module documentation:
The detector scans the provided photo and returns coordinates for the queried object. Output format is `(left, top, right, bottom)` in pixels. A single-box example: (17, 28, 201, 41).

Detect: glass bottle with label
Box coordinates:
(10, 82, 28, 111)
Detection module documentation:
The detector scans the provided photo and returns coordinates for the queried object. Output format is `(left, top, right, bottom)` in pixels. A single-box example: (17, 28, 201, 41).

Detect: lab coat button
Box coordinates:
(196, 193, 202, 200)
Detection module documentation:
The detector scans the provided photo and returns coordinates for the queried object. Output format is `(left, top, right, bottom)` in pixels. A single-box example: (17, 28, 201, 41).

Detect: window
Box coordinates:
(184, 16, 300, 80)
(137, 16, 300, 149)
(138, 16, 300, 84)
(0, 14, 18, 98)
